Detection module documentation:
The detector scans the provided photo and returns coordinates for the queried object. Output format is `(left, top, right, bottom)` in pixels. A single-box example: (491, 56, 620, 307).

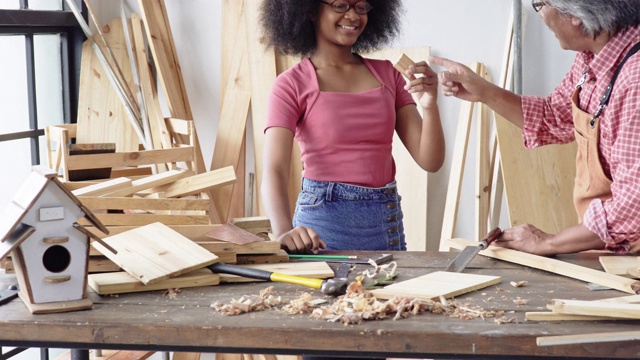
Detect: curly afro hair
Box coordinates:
(259, 0, 404, 57)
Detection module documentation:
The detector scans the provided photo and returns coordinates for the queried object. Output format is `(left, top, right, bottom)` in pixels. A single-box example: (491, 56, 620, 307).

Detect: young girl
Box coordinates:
(259, 0, 444, 254)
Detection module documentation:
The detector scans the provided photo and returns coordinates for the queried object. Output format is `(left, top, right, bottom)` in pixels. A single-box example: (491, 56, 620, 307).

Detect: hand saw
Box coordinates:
(445, 227, 502, 273)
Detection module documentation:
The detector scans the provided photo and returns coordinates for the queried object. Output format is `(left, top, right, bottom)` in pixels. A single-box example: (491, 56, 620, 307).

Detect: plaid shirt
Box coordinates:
(521, 26, 640, 253)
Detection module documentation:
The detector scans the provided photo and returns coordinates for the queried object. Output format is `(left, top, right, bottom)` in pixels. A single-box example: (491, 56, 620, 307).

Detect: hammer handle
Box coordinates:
(270, 273, 323, 289)
(208, 263, 324, 289)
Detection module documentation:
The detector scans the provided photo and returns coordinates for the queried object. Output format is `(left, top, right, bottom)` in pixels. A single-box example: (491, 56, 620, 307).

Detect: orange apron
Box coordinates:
(571, 86, 612, 221)
(571, 42, 640, 221)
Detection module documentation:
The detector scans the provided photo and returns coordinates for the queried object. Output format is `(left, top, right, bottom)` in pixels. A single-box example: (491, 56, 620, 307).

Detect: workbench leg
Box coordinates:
(70, 349, 89, 360)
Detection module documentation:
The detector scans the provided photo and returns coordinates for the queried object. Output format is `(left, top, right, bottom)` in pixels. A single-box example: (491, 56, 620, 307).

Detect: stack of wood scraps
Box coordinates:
(89, 222, 219, 294)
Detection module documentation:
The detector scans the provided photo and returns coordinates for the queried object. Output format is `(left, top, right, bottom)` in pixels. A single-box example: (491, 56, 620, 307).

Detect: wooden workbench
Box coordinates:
(0, 251, 638, 359)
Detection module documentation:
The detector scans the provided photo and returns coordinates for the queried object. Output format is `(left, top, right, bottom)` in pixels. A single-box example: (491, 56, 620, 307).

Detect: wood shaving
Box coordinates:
(510, 280, 528, 288)
(210, 286, 283, 315)
(163, 288, 181, 299)
(512, 297, 528, 305)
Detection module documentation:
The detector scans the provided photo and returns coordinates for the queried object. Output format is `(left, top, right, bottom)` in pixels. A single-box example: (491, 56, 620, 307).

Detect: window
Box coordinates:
(0, 0, 84, 206)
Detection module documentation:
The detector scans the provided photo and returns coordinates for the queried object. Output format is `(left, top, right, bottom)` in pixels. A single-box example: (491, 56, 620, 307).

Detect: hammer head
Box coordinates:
(320, 277, 349, 296)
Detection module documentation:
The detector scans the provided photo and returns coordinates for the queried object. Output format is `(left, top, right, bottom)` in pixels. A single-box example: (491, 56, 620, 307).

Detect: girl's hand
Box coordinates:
(278, 226, 327, 254)
(404, 61, 438, 109)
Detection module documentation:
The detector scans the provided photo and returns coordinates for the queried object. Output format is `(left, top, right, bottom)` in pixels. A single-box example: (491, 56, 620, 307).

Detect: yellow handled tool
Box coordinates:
(207, 263, 348, 296)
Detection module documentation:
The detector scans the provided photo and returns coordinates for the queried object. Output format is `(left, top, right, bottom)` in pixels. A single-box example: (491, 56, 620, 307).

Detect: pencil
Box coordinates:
(288, 254, 357, 260)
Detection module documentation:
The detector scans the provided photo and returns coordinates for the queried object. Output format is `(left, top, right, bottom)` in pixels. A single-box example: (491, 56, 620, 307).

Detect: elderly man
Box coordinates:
(428, 0, 640, 256)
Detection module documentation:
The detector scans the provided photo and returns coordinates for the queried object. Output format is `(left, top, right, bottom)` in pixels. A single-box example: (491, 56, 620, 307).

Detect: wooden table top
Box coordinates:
(0, 251, 638, 359)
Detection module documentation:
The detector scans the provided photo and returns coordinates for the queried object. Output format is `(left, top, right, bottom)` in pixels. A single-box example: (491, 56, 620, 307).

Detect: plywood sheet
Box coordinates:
(494, 113, 578, 233)
(76, 18, 138, 152)
(92, 222, 218, 285)
(370, 271, 501, 300)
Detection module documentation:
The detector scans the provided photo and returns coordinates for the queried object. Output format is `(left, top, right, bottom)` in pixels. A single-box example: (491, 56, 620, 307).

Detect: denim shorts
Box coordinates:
(292, 178, 406, 251)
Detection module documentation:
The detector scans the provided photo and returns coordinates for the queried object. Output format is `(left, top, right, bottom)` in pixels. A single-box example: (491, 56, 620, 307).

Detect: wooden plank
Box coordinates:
(138, 0, 207, 176)
(525, 294, 640, 321)
(243, 0, 278, 217)
(370, 271, 501, 300)
(130, 13, 172, 160)
(155, 166, 236, 198)
(102, 170, 189, 197)
(599, 256, 639, 278)
(72, 177, 132, 197)
(210, 90, 251, 221)
(195, 240, 281, 255)
(218, 262, 334, 283)
(76, 18, 138, 152)
(79, 213, 211, 227)
(83, 224, 223, 241)
(548, 299, 640, 319)
(439, 63, 481, 250)
(367, 47, 431, 251)
(88, 268, 219, 295)
(66, 147, 194, 170)
(79, 196, 210, 212)
(92, 222, 218, 285)
(494, 111, 578, 232)
(537, 330, 640, 347)
(445, 238, 640, 294)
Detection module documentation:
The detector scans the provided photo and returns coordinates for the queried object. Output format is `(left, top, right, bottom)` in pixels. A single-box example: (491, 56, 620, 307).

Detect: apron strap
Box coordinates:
(592, 41, 640, 121)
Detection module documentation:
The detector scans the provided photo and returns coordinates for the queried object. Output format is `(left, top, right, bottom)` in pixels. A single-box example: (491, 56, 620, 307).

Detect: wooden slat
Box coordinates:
(548, 299, 640, 319)
(155, 166, 236, 198)
(445, 238, 640, 294)
(599, 256, 639, 278)
(66, 147, 194, 170)
(137, 0, 206, 176)
(88, 268, 220, 295)
(72, 178, 133, 197)
(537, 330, 640, 347)
(440, 63, 481, 250)
(102, 170, 189, 197)
(79, 213, 211, 227)
(79, 196, 210, 212)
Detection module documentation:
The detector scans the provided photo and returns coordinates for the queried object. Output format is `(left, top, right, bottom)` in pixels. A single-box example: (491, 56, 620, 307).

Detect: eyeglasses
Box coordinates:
(532, 0, 545, 12)
(320, 0, 373, 15)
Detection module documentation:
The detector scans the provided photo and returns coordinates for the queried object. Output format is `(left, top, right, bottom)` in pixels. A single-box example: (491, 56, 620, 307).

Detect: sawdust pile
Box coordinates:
(211, 282, 507, 324)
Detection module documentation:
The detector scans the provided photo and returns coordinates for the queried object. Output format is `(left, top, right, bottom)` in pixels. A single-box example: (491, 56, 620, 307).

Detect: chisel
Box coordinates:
(445, 227, 502, 273)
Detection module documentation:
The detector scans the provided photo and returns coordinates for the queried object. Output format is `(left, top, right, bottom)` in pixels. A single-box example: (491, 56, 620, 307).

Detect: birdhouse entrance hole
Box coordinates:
(42, 245, 71, 273)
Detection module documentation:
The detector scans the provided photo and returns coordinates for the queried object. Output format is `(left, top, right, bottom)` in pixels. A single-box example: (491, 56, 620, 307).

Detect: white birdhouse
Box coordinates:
(0, 165, 109, 314)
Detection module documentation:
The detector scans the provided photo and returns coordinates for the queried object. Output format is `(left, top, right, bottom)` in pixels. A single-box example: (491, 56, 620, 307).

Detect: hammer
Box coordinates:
(207, 263, 349, 296)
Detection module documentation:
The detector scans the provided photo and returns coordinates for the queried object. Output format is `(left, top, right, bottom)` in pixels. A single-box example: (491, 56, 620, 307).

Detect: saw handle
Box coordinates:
(479, 227, 502, 249)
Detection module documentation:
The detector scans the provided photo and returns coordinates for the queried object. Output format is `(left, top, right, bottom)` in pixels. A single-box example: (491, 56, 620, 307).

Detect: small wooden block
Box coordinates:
(394, 53, 414, 79)
(370, 271, 501, 300)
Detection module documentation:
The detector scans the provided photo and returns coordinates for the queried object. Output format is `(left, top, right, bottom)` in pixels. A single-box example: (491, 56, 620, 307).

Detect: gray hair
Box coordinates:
(545, 0, 640, 38)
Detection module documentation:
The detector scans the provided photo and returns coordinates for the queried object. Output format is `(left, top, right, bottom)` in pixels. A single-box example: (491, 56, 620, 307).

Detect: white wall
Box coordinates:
(90, 0, 576, 249)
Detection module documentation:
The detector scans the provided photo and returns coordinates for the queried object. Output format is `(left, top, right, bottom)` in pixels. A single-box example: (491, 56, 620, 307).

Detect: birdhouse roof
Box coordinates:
(0, 165, 108, 260)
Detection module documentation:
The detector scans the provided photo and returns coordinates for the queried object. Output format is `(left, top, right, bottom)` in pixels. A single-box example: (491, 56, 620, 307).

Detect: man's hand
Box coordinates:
(429, 56, 489, 103)
(277, 226, 327, 254)
(493, 224, 556, 256)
